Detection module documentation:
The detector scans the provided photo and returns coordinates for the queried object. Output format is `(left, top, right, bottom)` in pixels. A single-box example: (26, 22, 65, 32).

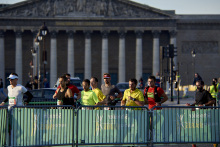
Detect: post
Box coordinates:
(38, 43, 41, 89)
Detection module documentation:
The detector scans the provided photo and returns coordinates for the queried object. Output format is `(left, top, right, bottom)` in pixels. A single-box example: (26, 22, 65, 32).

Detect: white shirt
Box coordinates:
(7, 84, 27, 107)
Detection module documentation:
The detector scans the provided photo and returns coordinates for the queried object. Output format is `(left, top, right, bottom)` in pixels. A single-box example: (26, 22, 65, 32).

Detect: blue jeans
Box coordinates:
(0, 88, 7, 97)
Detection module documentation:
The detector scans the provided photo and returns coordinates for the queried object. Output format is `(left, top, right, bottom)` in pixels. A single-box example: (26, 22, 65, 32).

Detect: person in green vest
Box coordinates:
(208, 78, 218, 106)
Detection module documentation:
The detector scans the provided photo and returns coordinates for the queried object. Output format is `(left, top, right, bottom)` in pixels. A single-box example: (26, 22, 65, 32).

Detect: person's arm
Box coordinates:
(186, 102, 196, 106)
(53, 89, 59, 99)
(24, 91, 33, 104)
(67, 88, 73, 98)
(121, 100, 126, 106)
(76, 92, 81, 100)
(132, 98, 144, 106)
(0, 96, 9, 106)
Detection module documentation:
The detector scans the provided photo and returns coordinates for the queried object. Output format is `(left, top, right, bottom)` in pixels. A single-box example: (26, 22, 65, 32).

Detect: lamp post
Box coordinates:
(34, 22, 48, 89)
(191, 49, 196, 79)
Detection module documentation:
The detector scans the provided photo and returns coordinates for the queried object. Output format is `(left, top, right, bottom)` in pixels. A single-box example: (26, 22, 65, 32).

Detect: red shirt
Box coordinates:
(56, 84, 79, 96)
(144, 86, 164, 109)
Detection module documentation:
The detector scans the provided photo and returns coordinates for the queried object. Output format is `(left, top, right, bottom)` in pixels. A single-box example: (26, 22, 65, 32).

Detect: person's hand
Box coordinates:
(110, 95, 115, 100)
(155, 102, 161, 106)
(0, 102, 4, 106)
(186, 103, 191, 106)
(128, 96, 133, 100)
(53, 94, 57, 99)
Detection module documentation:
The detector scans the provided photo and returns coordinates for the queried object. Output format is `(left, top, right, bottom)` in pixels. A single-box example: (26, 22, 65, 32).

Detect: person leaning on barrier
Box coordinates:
(80, 79, 102, 108)
(186, 80, 215, 107)
(121, 78, 145, 108)
(144, 76, 168, 110)
(0, 73, 33, 107)
(53, 75, 73, 106)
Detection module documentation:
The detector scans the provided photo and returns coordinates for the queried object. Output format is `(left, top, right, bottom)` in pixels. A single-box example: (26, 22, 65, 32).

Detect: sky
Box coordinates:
(1, 0, 220, 14)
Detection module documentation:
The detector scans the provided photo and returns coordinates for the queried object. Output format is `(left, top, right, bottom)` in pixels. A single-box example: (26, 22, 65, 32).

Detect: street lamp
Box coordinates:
(191, 49, 196, 79)
(34, 22, 49, 89)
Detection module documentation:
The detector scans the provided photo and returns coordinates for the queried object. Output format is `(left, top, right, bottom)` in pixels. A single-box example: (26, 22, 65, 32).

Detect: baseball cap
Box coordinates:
(103, 74, 111, 79)
(7, 74, 18, 80)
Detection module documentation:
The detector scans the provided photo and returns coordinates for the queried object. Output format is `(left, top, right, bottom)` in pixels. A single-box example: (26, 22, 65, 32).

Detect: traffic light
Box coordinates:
(169, 44, 174, 58)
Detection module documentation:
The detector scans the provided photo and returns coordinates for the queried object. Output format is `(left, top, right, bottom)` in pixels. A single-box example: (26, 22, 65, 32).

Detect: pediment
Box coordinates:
(0, 0, 174, 18)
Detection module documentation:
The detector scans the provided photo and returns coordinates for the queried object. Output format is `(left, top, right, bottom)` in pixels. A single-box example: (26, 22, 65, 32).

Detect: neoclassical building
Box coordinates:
(0, 0, 219, 87)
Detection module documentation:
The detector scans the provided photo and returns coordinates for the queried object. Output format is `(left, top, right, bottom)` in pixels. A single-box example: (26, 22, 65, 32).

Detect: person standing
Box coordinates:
(0, 78, 7, 98)
(43, 78, 50, 88)
(144, 76, 168, 110)
(90, 77, 106, 102)
(80, 79, 102, 107)
(208, 78, 218, 106)
(186, 80, 215, 107)
(53, 75, 73, 106)
(121, 78, 145, 108)
(101, 73, 122, 106)
(0, 73, 33, 107)
(54, 73, 81, 106)
(193, 73, 202, 85)
(186, 80, 215, 147)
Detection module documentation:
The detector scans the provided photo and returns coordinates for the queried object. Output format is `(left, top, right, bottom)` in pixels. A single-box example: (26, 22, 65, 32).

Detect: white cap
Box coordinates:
(7, 74, 18, 80)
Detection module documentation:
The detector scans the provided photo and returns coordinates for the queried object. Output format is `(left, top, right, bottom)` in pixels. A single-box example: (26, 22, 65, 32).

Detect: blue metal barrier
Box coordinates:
(75, 105, 150, 146)
(152, 106, 220, 144)
(10, 105, 75, 147)
(0, 105, 220, 146)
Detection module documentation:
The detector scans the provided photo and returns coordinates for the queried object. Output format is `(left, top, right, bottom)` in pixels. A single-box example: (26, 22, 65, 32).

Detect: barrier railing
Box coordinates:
(152, 106, 220, 144)
(0, 106, 8, 147)
(10, 105, 75, 147)
(0, 105, 219, 146)
(75, 106, 150, 146)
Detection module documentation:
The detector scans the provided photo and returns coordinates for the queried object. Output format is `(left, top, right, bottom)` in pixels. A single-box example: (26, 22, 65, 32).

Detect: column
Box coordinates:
(101, 30, 108, 84)
(170, 30, 177, 71)
(50, 31, 57, 87)
(152, 30, 160, 76)
(84, 31, 91, 79)
(0, 30, 5, 87)
(118, 31, 126, 82)
(67, 30, 74, 77)
(32, 30, 38, 78)
(136, 30, 143, 81)
(15, 30, 23, 84)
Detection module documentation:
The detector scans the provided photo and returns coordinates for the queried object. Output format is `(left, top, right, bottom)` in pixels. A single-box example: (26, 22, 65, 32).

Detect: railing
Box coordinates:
(0, 105, 219, 146)
(75, 106, 150, 146)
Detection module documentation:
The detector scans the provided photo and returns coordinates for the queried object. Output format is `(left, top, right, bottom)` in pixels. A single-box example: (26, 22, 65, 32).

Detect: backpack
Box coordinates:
(144, 86, 161, 102)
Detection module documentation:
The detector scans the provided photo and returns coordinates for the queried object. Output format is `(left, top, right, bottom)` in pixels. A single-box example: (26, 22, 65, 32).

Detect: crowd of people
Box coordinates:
(0, 72, 219, 110)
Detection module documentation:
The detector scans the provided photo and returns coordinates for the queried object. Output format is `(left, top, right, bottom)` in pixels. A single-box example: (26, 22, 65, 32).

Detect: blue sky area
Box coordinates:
(1, 0, 220, 14)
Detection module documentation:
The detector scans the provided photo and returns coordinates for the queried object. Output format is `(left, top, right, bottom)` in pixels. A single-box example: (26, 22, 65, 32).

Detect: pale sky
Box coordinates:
(1, 0, 220, 14)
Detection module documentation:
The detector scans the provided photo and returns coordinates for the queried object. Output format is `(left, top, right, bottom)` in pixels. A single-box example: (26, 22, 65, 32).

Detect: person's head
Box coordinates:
(7, 73, 19, 86)
(90, 77, 98, 88)
(212, 78, 217, 85)
(82, 79, 90, 91)
(103, 73, 111, 84)
(59, 75, 67, 88)
(148, 76, 156, 87)
(139, 77, 143, 82)
(44, 78, 48, 82)
(196, 80, 204, 91)
(129, 78, 137, 91)
(64, 73, 71, 84)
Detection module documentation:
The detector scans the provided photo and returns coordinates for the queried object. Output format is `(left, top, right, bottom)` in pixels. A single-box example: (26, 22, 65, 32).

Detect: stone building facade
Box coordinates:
(0, 0, 219, 87)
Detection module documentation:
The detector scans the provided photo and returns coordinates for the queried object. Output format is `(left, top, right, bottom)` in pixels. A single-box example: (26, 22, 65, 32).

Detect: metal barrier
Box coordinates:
(75, 105, 150, 146)
(9, 105, 75, 147)
(0, 107, 8, 147)
(152, 106, 220, 144)
(0, 105, 220, 146)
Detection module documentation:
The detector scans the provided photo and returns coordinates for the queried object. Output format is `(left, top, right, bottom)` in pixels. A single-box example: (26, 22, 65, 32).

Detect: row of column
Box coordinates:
(0, 30, 177, 87)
